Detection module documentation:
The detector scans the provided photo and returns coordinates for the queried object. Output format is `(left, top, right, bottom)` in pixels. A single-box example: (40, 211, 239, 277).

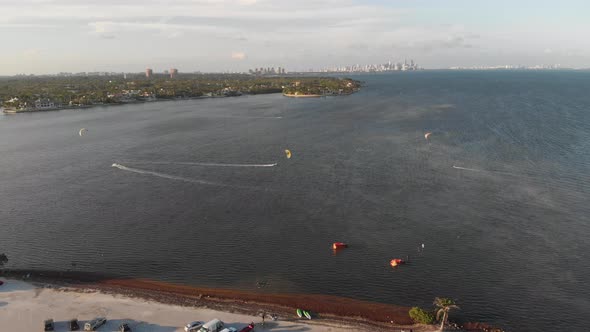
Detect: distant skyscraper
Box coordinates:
(170, 68, 178, 78)
(145, 68, 153, 78)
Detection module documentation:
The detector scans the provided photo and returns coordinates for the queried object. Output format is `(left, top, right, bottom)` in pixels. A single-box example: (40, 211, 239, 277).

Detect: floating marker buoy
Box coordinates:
(332, 242, 348, 250)
(390, 258, 405, 267)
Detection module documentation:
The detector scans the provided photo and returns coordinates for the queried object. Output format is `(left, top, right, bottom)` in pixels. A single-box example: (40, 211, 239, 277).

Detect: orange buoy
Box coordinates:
(332, 242, 348, 250)
(390, 258, 405, 267)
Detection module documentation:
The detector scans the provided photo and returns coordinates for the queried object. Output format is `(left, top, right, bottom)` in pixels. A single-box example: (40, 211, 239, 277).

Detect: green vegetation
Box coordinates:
(409, 306, 435, 324)
(0, 74, 361, 110)
(434, 297, 460, 331)
(283, 78, 359, 96)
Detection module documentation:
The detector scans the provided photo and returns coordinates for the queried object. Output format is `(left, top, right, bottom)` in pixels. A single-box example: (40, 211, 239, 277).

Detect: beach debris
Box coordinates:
(79, 128, 87, 136)
(390, 258, 406, 267)
(284, 149, 292, 159)
(256, 279, 269, 288)
(424, 132, 432, 140)
(332, 242, 348, 250)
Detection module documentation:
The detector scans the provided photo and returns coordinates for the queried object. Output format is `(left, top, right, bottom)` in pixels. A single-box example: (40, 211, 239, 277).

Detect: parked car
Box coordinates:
(184, 321, 204, 332)
(238, 323, 255, 332)
(69, 318, 80, 331)
(44, 319, 55, 331)
(198, 319, 224, 332)
(220, 328, 238, 332)
(84, 317, 106, 331)
(119, 323, 131, 332)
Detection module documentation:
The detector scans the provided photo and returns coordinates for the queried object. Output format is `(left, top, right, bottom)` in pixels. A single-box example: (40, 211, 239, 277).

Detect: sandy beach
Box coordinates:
(0, 278, 356, 332)
(0, 276, 439, 332)
(282, 93, 323, 98)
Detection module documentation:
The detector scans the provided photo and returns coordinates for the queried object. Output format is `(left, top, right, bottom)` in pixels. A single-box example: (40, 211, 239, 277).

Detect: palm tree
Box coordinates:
(434, 297, 459, 331)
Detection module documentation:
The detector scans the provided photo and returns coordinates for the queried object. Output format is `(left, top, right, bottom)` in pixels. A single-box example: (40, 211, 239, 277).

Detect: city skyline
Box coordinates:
(2, 0, 590, 75)
(3, 61, 580, 78)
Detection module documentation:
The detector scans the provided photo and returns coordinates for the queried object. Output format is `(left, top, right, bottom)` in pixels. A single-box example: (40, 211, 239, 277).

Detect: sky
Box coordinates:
(0, 0, 589, 74)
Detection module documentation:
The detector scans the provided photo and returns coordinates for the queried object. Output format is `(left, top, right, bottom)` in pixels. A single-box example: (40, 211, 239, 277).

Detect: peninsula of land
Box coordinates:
(0, 74, 361, 113)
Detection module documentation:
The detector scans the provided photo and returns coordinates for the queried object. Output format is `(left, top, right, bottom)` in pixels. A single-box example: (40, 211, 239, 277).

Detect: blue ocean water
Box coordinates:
(1, 71, 589, 330)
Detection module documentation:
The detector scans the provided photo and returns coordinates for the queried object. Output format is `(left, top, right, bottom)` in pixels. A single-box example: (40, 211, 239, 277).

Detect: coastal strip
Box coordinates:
(0, 270, 421, 331)
(282, 93, 323, 98)
(0, 278, 363, 332)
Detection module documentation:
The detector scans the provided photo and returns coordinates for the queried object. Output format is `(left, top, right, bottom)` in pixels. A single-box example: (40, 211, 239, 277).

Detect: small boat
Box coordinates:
(332, 242, 348, 250)
(296, 309, 303, 318)
(390, 258, 406, 267)
(303, 310, 312, 320)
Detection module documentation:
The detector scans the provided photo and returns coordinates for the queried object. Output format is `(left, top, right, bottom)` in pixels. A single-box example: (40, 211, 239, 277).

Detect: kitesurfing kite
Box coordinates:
(79, 128, 87, 136)
(424, 132, 432, 140)
(285, 149, 292, 159)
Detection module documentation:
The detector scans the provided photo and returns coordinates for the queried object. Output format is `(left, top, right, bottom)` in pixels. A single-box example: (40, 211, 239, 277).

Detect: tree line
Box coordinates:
(0, 74, 361, 108)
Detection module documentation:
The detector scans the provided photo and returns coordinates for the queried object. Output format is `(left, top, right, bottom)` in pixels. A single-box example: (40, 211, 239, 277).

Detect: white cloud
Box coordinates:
(238, 0, 258, 4)
(231, 52, 246, 60)
(0, 0, 588, 74)
(22, 49, 42, 58)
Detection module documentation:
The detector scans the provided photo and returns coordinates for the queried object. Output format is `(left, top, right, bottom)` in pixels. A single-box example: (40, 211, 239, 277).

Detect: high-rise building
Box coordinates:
(146, 68, 153, 78)
(170, 68, 178, 78)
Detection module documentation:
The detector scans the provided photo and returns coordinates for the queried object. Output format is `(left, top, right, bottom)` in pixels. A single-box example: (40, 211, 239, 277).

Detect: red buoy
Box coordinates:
(390, 258, 405, 267)
(332, 242, 348, 250)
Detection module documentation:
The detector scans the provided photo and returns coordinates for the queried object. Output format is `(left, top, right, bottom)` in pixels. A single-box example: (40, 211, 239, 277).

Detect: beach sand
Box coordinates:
(0, 278, 357, 331)
(0, 277, 436, 332)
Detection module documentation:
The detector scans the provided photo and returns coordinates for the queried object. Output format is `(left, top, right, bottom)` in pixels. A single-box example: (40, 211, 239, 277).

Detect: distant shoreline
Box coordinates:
(282, 93, 323, 98)
(1, 94, 272, 114)
(2, 90, 358, 114)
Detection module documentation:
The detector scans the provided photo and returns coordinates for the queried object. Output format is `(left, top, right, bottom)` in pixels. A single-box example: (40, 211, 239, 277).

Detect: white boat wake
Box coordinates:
(452, 165, 482, 172)
(111, 163, 261, 189)
(121, 161, 277, 168)
(452, 165, 528, 178)
(202, 115, 283, 119)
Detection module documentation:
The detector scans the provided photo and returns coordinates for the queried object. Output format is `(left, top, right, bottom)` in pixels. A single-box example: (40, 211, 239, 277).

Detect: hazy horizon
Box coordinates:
(2, 0, 590, 75)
